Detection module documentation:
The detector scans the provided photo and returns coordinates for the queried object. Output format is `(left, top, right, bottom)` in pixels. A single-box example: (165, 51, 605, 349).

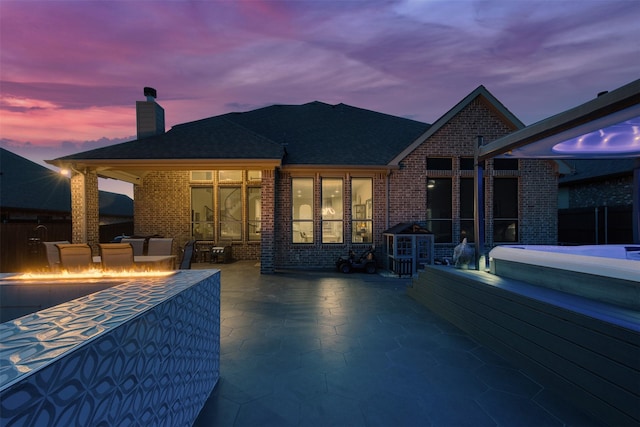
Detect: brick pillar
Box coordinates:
(70, 170, 100, 253)
(260, 169, 276, 274)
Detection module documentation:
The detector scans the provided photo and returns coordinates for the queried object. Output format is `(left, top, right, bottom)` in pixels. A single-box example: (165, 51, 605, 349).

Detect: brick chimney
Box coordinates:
(136, 87, 165, 139)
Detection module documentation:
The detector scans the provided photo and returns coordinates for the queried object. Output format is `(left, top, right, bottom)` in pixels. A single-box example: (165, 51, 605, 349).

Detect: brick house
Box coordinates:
(48, 86, 562, 273)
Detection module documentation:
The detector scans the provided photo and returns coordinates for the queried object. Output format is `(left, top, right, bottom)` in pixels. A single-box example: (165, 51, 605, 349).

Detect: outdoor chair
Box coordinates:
(180, 240, 195, 269)
(147, 238, 173, 256)
(56, 243, 93, 271)
(121, 238, 145, 256)
(99, 243, 134, 271)
(42, 240, 69, 271)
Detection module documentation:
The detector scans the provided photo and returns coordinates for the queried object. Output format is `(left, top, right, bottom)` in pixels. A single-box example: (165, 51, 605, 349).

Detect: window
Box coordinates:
(460, 178, 474, 242)
(322, 178, 343, 243)
(351, 178, 372, 243)
(191, 187, 214, 240)
(426, 178, 452, 243)
(247, 187, 261, 241)
(219, 187, 242, 240)
(293, 178, 313, 243)
(493, 178, 518, 242)
(427, 157, 452, 170)
(219, 170, 242, 182)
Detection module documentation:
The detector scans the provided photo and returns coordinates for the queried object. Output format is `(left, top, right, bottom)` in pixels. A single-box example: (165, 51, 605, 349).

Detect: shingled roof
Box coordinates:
(52, 101, 430, 167)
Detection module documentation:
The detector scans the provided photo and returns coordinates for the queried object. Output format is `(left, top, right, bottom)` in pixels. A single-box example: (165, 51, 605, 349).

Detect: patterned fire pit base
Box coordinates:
(0, 270, 220, 426)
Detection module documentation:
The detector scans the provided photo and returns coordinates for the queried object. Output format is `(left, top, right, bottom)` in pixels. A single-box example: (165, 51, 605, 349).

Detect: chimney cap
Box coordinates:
(143, 87, 157, 99)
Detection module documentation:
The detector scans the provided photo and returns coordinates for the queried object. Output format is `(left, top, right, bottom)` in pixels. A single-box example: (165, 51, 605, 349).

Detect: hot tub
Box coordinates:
(489, 245, 639, 310)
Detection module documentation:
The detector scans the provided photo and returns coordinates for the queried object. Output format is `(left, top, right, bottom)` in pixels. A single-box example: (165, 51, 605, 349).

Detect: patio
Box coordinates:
(192, 261, 600, 426)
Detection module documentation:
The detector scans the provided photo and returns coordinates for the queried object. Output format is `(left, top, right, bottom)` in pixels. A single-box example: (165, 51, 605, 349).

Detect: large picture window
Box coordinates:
(293, 178, 314, 243)
(426, 178, 452, 243)
(322, 178, 343, 243)
(351, 178, 372, 243)
(191, 187, 214, 240)
(493, 178, 518, 242)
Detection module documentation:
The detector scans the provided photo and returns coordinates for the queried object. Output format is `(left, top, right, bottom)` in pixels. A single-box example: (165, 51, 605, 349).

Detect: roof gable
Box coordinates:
(389, 85, 525, 165)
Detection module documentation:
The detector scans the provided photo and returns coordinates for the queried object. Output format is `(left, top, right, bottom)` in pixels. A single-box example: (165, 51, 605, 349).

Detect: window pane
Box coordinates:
(460, 220, 475, 243)
(494, 178, 518, 242)
(493, 158, 519, 170)
(427, 157, 452, 170)
(352, 178, 373, 243)
(248, 170, 262, 181)
(220, 187, 242, 240)
(191, 171, 212, 181)
(352, 221, 372, 243)
(494, 179, 518, 218)
(322, 178, 343, 243)
(460, 178, 474, 219)
(460, 157, 474, 170)
(219, 170, 242, 182)
(248, 187, 261, 241)
(191, 187, 214, 240)
(293, 178, 313, 243)
(427, 178, 452, 243)
(494, 220, 518, 242)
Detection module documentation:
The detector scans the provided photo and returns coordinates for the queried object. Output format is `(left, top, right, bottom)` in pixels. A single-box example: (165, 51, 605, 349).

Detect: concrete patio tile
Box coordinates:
(360, 391, 432, 427)
(299, 393, 366, 427)
(193, 262, 602, 427)
(420, 392, 496, 427)
(477, 389, 564, 427)
(474, 364, 543, 398)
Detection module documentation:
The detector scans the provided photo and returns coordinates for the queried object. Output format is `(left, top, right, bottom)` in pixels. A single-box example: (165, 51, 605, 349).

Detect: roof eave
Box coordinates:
(478, 79, 640, 161)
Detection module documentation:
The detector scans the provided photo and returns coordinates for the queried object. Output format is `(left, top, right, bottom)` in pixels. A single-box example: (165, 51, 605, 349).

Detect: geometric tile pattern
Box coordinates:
(0, 270, 220, 426)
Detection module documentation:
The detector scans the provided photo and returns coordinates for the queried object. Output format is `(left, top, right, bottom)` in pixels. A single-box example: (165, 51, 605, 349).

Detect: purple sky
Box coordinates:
(1, 0, 639, 197)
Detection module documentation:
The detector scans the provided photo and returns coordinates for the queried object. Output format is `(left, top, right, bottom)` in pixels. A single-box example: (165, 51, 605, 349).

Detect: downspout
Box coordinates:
(474, 136, 486, 270)
(386, 169, 391, 231)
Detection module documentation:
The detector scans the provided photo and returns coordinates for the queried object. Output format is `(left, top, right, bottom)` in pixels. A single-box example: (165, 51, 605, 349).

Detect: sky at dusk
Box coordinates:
(1, 0, 639, 198)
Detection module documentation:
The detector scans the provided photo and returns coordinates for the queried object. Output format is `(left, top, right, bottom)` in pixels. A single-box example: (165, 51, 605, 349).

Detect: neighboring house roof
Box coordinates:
(1, 147, 71, 213)
(559, 159, 637, 184)
(50, 101, 430, 169)
(99, 190, 134, 217)
(389, 85, 525, 165)
(0, 148, 132, 216)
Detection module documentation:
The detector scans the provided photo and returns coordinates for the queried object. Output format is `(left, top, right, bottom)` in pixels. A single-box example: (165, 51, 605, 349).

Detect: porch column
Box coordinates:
(70, 169, 100, 252)
(260, 169, 276, 273)
(634, 158, 639, 244)
(474, 136, 486, 270)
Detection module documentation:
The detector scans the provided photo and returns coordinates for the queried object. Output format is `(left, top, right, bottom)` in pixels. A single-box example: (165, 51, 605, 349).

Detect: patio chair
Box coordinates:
(99, 243, 134, 271)
(56, 243, 93, 271)
(121, 238, 145, 256)
(42, 240, 70, 271)
(210, 240, 232, 263)
(147, 238, 173, 256)
(180, 240, 195, 269)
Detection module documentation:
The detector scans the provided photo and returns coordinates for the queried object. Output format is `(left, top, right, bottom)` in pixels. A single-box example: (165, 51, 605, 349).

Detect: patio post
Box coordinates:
(70, 169, 100, 252)
(634, 158, 640, 244)
(474, 136, 486, 270)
